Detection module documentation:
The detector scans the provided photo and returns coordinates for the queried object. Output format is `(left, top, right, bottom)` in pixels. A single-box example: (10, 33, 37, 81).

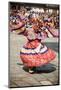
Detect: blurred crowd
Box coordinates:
(9, 6, 59, 37)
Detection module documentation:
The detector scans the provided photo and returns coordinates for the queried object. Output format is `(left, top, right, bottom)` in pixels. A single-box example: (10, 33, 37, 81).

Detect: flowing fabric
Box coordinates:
(20, 39, 56, 67)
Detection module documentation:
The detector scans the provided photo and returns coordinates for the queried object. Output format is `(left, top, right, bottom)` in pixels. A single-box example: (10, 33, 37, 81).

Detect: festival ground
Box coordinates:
(9, 32, 59, 87)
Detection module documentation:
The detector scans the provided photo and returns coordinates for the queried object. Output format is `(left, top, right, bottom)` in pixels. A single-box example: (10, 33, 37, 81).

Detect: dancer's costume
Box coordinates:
(9, 15, 25, 33)
(20, 29, 56, 68)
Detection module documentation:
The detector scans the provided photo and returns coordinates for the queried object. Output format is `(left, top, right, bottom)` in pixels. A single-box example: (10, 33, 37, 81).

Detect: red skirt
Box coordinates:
(20, 40, 56, 67)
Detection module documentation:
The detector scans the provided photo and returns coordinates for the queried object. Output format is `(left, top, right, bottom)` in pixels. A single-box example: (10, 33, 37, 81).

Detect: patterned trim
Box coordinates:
(20, 48, 48, 55)
(23, 45, 44, 50)
(23, 46, 36, 49)
(20, 45, 48, 54)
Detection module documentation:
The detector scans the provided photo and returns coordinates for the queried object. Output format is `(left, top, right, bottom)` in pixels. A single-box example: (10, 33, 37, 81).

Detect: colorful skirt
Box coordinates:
(20, 40, 56, 67)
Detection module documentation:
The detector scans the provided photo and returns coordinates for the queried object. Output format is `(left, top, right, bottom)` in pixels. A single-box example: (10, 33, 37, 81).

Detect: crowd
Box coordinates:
(9, 6, 59, 37)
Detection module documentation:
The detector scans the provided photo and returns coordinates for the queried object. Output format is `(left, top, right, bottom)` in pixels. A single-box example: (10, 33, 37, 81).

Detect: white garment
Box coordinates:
(20, 44, 47, 54)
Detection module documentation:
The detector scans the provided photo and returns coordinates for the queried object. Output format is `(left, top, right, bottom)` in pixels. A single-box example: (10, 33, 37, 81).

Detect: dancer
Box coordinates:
(20, 22, 56, 73)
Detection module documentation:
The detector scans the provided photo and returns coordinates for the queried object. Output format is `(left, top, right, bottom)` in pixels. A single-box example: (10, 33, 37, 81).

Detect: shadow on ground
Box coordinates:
(23, 63, 56, 74)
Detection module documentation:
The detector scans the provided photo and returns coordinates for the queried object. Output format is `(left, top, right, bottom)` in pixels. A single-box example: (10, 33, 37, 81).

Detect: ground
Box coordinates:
(9, 32, 59, 88)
